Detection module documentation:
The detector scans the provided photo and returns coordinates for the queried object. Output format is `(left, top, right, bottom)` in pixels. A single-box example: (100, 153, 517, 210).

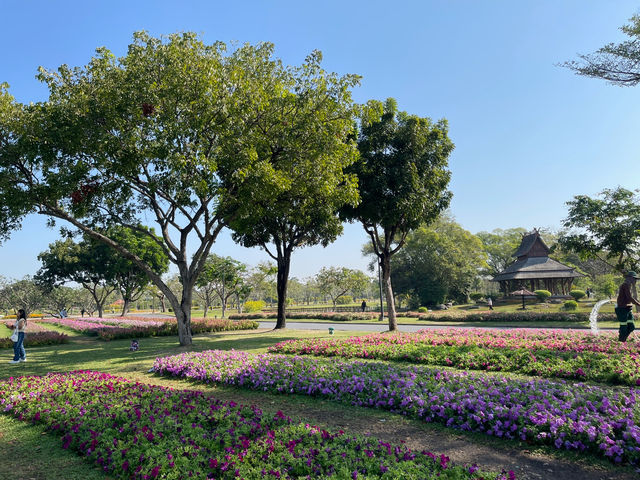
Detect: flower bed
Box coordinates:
(267, 329, 640, 386)
(0, 371, 506, 479)
(37, 317, 122, 335)
(229, 310, 617, 323)
(153, 350, 640, 466)
(0, 331, 69, 348)
(395, 311, 617, 323)
(3, 320, 59, 333)
(1, 321, 70, 348)
(35, 317, 259, 341)
(229, 312, 379, 321)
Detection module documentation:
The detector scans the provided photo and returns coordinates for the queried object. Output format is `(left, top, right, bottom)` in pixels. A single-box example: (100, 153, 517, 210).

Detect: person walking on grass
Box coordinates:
(616, 271, 640, 342)
(9, 308, 27, 364)
(487, 297, 493, 310)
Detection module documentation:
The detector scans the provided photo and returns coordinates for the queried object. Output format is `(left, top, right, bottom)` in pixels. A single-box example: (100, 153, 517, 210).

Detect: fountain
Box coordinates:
(589, 299, 611, 335)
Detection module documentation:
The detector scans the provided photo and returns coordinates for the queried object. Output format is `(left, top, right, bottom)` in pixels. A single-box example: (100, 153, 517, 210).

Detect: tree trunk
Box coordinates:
(120, 298, 130, 317)
(275, 251, 292, 329)
(97, 304, 103, 318)
(172, 287, 193, 346)
(161, 269, 195, 346)
(380, 253, 397, 331)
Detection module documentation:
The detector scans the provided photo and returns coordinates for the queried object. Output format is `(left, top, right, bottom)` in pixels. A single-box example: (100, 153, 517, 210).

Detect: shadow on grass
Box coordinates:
(0, 328, 334, 380)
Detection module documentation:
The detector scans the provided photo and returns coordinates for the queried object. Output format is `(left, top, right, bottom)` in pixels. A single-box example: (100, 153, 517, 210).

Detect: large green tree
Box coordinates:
(392, 216, 487, 307)
(0, 32, 331, 344)
(196, 254, 248, 318)
(559, 187, 640, 272)
(315, 266, 370, 308)
(476, 228, 527, 276)
(36, 237, 118, 317)
(563, 15, 640, 86)
(0, 277, 45, 317)
(341, 98, 454, 330)
(227, 52, 360, 329)
(103, 227, 169, 315)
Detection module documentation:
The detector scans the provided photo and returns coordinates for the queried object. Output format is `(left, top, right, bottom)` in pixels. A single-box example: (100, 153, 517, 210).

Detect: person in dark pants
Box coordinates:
(9, 308, 27, 364)
(616, 271, 640, 342)
(487, 297, 493, 310)
(361, 300, 367, 312)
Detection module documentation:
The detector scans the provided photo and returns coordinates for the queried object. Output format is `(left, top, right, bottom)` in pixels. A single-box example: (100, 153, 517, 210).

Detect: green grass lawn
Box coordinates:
(0, 328, 367, 480)
(1, 327, 637, 479)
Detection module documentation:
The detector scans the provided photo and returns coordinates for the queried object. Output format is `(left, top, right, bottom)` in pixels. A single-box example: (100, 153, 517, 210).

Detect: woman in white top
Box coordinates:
(9, 308, 27, 364)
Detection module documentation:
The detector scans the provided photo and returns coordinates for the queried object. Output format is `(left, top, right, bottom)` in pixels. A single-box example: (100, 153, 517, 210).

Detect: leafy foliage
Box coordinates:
(559, 187, 640, 272)
(315, 266, 369, 308)
(342, 98, 454, 328)
(227, 51, 361, 328)
(534, 290, 552, 302)
(392, 216, 487, 306)
(569, 290, 586, 301)
(476, 228, 527, 276)
(563, 15, 640, 86)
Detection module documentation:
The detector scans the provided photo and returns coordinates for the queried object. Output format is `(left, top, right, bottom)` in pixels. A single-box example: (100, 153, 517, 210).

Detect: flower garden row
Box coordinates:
(1, 320, 69, 348)
(153, 349, 640, 466)
(0, 371, 509, 479)
(267, 329, 640, 386)
(32, 316, 259, 341)
(229, 311, 617, 323)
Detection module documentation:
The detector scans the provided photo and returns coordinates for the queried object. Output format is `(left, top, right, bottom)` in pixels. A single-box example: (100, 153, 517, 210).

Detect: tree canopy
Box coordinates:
(476, 228, 527, 276)
(227, 51, 360, 329)
(559, 187, 640, 272)
(392, 216, 487, 307)
(563, 15, 640, 86)
(342, 98, 454, 330)
(315, 266, 369, 308)
(0, 32, 358, 342)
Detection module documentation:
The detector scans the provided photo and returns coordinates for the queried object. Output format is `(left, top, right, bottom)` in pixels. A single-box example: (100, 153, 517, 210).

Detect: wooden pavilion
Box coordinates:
(492, 229, 582, 297)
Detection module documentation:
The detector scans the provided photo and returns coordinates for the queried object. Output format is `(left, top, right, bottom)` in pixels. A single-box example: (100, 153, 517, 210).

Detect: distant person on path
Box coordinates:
(616, 271, 640, 342)
(361, 300, 367, 312)
(487, 297, 493, 310)
(9, 308, 27, 364)
(81, 308, 85, 317)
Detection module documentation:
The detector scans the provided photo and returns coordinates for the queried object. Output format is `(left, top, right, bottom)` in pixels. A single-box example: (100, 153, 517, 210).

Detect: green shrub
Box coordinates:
(335, 295, 353, 305)
(563, 300, 579, 311)
(417, 306, 429, 313)
(534, 290, 552, 302)
(244, 300, 266, 313)
(469, 292, 484, 302)
(569, 290, 586, 301)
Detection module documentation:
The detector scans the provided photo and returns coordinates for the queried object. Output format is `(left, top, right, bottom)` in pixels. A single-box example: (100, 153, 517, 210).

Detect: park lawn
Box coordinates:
(1, 328, 638, 479)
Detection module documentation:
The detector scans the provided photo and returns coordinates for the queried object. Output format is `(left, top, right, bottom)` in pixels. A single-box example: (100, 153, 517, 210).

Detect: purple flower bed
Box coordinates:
(153, 350, 640, 466)
(36, 317, 259, 341)
(0, 371, 506, 479)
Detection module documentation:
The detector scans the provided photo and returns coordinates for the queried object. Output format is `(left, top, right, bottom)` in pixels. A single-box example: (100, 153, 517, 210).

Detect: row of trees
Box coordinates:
(0, 263, 379, 318)
(0, 32, 455, 343)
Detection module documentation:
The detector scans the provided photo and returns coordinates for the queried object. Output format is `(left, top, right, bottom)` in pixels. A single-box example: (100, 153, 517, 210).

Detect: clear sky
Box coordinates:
(1, 0, 640, 281)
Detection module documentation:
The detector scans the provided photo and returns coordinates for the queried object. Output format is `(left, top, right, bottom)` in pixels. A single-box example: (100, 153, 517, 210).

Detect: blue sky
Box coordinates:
(1, 0, 640, 280)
